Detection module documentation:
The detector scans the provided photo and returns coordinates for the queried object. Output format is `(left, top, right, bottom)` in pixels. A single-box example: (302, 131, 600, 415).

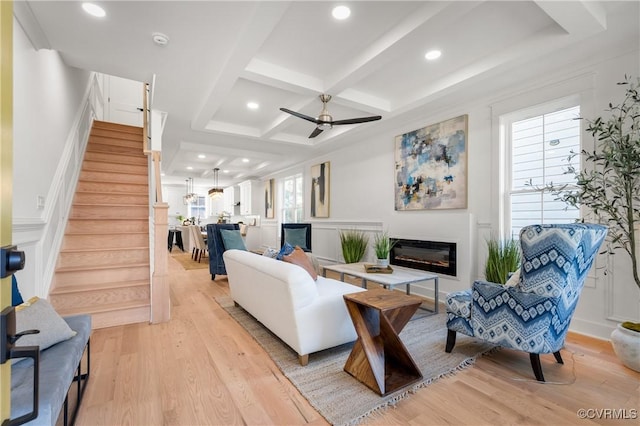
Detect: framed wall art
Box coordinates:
(394, 114, 468, 210)
(264, 178, 275, 219)
(310, 161, 330, 218)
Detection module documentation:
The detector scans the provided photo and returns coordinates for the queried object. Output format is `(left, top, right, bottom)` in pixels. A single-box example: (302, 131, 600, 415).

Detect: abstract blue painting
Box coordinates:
(394, 115, 468, 210)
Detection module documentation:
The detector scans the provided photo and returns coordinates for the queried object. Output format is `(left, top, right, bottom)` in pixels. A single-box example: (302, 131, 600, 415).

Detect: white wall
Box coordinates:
(257, 49, 639, 340)
(13, 18, 90, 220)
(12, 17, 92, 298)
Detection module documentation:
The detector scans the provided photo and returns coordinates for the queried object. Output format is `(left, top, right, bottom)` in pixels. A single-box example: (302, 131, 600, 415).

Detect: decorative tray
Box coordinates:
(363, 264, 394, 274)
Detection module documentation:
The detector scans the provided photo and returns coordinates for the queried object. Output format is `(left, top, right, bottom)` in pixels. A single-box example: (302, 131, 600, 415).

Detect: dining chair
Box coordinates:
(193, 226, 208, 263)
(206, 223, 240, 280)
(281, 223, 312, 252)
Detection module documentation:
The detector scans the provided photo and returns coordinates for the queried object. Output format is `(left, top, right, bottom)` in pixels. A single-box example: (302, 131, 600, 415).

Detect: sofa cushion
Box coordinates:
(11, 315, 91, 426)
(220, 229, 247, 250)
(15, 297, 77, 354)
(284, 246, 318, 280)
(262, 247, 279, 258)
(505, 268, 521, 287)
(276, 242, 295, 260)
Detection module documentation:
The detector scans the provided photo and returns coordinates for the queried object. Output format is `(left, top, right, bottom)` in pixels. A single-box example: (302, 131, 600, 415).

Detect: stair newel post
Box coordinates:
(151, 202, 170, 323)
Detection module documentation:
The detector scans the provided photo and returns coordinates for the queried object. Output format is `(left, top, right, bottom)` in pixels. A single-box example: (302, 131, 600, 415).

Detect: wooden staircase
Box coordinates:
(49, 120, 151, 329)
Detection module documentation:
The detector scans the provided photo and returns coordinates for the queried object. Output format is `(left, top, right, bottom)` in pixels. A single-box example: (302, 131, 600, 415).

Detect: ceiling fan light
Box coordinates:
(332, 5, 351, 20)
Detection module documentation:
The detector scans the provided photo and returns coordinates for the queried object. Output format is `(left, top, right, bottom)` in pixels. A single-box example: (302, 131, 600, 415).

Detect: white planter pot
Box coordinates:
(376, 258, 389, 268)
(610, 323, 640, 372)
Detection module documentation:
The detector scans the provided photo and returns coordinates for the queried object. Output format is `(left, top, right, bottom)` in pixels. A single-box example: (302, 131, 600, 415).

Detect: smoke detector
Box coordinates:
(152, 32, 169, 46)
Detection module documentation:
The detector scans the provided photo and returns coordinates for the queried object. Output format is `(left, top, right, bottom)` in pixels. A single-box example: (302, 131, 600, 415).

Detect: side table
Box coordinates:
(343, 288, 423, 396)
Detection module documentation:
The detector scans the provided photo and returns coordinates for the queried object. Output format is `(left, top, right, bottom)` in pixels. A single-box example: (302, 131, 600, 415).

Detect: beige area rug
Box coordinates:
(171, 251, 208, 270)
(216, 296, 496, 425)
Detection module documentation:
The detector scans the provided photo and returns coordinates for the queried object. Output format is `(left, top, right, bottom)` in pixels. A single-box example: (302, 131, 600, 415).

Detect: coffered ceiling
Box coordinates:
(15, 1, 638, 188)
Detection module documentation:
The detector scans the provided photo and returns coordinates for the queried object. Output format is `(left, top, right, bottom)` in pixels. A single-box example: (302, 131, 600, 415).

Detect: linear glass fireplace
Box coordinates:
(390, 238, 457, 276)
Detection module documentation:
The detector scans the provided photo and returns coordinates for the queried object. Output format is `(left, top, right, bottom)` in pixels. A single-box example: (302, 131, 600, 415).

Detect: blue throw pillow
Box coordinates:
(220, 229, 247, 251)
(285, 228, 308, 250)
(12, 275, 24, 306)
(276, 242, 295, 260)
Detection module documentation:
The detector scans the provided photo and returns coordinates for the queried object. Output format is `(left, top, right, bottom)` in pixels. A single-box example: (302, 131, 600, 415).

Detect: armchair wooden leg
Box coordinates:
(211, 274, 216, 280)
(445, 329, 457, 353)
(553, 351, 564, 364)
(530, 353, 545, 382)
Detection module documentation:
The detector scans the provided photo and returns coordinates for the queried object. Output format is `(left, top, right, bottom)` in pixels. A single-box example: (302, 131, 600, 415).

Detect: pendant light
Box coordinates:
(183, 177, 198, 204)
(208, 168, 224, 200)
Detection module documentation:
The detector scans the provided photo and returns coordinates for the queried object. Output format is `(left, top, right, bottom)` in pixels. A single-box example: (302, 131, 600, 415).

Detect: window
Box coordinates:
(504, 101, 581, 238)
(281, 173, 303, 223)
(188, 196, 206, 222)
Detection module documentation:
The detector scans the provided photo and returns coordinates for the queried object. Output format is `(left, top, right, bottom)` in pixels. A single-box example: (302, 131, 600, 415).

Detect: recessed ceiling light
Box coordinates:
(223, 170, 230, 173)
(425, 50, 442, 61)
(198, 154, 206, 159)
(242, 158, 250, 163)
(82, 2, 106, 18)
(247, 102, 259, 110)
(187, 166, 193, 170)
(332, 5, 351, 20)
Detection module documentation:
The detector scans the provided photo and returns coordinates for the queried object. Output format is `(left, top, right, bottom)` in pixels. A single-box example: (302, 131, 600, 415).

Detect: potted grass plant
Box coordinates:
(544, 75, 640, 371)
(484, 237, 521, 284)
(339, 229, 369, 264)
(373, 231, 396, 267)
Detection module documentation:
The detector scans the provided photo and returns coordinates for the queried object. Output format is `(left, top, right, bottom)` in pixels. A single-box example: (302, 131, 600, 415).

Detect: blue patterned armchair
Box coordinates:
(206, 223, 240, 280)
(445, 223, 607, 381)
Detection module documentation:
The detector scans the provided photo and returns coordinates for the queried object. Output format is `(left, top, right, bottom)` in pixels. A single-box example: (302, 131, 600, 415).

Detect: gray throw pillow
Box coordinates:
(220, 229, 247, 250)
(15, 297, 76, 351)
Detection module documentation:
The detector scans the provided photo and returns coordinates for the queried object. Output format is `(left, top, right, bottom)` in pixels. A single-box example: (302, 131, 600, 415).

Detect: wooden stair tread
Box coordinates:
(64, 231, 149, 236)
(50, 280, 150, 295)
(59, 246, 148, 254)
(66, 217, 148, 221)
(55, 262, 149, 273)
(55, 300, 150, 316)
(73, 203, 148, 209)
(92, 122, 143, 134)
(75, 190, 149, 195)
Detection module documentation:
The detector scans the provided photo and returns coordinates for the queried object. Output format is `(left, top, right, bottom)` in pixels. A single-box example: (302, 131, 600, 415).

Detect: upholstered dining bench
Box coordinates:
(10, 314, 91, 426)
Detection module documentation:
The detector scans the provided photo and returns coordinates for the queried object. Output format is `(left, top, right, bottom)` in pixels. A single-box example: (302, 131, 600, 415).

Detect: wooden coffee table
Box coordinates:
(343, 288, 423, 396)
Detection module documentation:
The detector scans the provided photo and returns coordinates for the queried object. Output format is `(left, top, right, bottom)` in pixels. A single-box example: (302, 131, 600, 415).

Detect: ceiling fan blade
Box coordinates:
(308, 127, 324, 138)
(332, 115, 382, 125)
(280, 108, 320, 124)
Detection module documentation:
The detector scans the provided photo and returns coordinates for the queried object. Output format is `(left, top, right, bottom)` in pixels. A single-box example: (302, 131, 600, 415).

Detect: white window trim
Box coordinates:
(279, 172, 304, 224)
(489, 73, 596, 238)
(500, 95, 582, 239)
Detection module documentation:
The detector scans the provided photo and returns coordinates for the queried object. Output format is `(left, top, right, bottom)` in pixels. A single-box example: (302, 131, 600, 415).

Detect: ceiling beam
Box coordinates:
(534, 0, 606, 36)
(323, 1, 485, 95)
(191, 1, 291, 130)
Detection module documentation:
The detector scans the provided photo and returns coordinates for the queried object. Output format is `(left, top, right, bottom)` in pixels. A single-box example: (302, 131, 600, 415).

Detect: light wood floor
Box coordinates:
(75, 254, 640, 426)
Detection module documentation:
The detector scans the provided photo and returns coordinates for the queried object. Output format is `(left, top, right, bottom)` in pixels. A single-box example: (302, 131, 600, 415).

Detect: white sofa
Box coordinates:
(223, 249, 366, 365)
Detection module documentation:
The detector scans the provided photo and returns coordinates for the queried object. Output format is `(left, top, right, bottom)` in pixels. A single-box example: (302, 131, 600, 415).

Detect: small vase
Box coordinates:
(376, 258, 389, 268)
(610, 324, 640, 372)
